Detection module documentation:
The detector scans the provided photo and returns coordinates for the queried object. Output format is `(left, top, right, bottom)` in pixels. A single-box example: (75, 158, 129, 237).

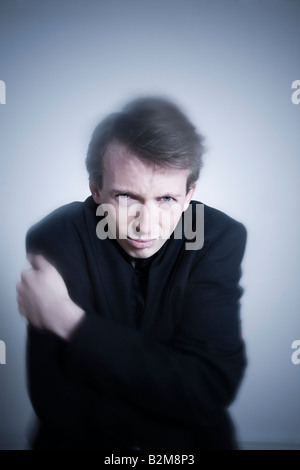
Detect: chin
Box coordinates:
(120, 240, 164, 259)
(126, 247, 158, 259)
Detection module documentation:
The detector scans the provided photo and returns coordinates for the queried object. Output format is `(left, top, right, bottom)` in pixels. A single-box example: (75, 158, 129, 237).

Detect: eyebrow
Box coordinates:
(110, 189, 182, 199)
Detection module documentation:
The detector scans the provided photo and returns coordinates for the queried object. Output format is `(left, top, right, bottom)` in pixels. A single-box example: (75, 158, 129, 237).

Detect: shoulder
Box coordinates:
(202, 201, 246, 237)
(191, 199, 246, 233)
(26, 196, 94, 254)
(187, 200, 247, 259)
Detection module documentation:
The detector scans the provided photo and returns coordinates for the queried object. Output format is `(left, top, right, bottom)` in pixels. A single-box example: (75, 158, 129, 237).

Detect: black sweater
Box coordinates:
(26, 196, 247, 450)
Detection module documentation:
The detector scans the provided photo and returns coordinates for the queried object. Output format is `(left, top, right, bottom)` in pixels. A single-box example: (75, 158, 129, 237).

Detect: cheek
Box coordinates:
(160, 206, 183, 233)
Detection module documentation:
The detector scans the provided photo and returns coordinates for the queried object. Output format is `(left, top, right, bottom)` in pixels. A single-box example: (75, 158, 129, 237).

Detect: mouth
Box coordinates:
(127, 237, 157, 249)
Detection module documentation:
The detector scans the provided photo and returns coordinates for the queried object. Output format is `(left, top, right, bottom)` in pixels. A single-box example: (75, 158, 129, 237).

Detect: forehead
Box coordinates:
(103, 141, 188, 191)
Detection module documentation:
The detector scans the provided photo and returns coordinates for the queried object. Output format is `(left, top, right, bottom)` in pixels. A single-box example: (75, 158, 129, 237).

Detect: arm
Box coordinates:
(20, 219, 130, 441)
(20, 216, 247, 439)
(64, 221, 247, 428)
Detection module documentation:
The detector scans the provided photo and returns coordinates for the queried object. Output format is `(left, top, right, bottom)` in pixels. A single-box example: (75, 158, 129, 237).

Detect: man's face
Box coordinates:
(91, 142, 195, 259)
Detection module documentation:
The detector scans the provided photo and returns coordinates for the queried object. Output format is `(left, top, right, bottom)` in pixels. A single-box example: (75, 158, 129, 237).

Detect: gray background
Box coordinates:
(0, 0, 299, 449)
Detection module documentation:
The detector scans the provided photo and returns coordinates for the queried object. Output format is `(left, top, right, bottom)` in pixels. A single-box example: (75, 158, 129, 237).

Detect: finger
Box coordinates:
(18, 305, 28, 320)
(16, 293, 25, 316)
(27, 253, 53, 272)
(16, 280, 26, 294)
(17, 291, 30, 321)
(16, 283, 24, 305)
(19, 268, 35, 285)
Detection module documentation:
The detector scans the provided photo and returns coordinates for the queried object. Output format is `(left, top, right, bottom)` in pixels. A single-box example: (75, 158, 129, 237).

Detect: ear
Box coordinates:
(183, 184, 196, 211)
(89, 182, 102, 204)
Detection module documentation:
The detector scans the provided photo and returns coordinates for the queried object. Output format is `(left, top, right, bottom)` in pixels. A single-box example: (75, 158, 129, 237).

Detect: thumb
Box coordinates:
(27, 253, 53, 272)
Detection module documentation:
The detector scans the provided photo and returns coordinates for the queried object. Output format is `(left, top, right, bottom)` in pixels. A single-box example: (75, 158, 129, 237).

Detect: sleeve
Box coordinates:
(25, 218, 144, 443)
(63, 221, 247, 430)
(27, 326, 156, 442)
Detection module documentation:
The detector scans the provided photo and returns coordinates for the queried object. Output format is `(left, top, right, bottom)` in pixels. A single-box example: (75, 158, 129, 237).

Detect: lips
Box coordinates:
(127, 237, 157, 249)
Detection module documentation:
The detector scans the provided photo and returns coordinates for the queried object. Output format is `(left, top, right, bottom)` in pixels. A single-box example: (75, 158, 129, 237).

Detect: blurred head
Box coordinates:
(86, 96, 205, 258)
(86, 96, 205, 193)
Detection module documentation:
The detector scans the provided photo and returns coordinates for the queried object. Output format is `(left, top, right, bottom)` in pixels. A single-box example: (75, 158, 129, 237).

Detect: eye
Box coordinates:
(160, 196, 174, 203)
(117, 194, 130, 200)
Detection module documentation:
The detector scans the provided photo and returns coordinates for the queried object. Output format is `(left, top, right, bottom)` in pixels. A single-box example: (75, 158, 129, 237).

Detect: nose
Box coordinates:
(130, 204, 160, 239)
(135, 204, 151, 236)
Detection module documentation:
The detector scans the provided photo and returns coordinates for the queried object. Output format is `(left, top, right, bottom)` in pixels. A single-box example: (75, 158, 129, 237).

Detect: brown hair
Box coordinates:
(86, 96, 205, 192)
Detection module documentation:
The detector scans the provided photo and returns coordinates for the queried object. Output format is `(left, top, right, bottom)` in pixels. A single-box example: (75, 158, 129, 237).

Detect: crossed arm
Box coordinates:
(17, 254, 85, 340)
(17, 219, 247, 448)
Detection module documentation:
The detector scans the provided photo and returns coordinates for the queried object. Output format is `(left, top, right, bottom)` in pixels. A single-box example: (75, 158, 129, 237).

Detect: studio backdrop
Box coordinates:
(0, 0, 299, 450)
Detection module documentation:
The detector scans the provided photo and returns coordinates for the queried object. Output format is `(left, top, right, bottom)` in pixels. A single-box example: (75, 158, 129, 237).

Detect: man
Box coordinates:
(17, 97, 247, 450)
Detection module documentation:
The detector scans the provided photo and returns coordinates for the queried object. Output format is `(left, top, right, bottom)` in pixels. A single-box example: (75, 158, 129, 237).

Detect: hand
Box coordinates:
(17, 254, 85, 340)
